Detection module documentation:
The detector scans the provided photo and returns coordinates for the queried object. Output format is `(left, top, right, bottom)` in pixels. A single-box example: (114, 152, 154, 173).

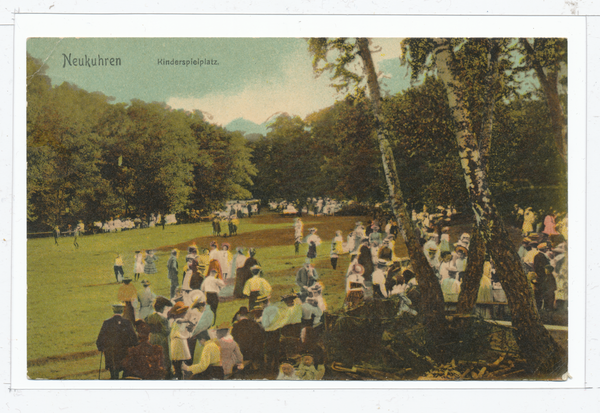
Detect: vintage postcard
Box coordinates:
(13, 14, 586, 390)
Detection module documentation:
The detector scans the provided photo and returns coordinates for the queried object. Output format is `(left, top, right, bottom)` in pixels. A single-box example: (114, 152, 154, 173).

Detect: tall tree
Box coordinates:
(309, 38, 446, 330)
(519, 38, 567, 163)
(429, 37, 565, 374)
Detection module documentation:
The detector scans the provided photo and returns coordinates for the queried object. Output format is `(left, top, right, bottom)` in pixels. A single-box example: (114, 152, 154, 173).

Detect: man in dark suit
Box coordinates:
(96, 303, 139, 379)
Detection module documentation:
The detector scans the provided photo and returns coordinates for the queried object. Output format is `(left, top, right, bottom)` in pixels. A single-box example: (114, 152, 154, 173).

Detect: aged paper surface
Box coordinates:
(14, 14, 585, 394)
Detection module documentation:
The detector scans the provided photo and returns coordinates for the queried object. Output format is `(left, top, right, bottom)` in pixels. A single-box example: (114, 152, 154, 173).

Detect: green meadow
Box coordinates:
(27, 213, 368, 379)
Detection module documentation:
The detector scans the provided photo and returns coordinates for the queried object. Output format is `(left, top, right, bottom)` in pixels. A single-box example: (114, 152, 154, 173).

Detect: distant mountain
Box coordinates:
(225, 117, 268, 137)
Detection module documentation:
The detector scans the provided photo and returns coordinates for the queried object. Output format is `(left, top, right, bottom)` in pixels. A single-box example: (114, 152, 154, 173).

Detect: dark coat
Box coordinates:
(358, 245, 374, 282)
(533, 252, 557, 294)
(121, 341, 166, 380)
(96, 315, 138, 370)
(234, 257, 259, 298)
(230, 318, 265, 361)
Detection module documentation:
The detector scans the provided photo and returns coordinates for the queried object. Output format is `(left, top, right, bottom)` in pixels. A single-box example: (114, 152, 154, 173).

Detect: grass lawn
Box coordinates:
(27, 212, 379, 379)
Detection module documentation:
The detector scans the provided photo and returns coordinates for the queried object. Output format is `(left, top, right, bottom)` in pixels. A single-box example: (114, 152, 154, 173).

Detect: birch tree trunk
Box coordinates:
(356, 38, 446, 328)
(456, 39, 499, 314)
(433, 38, 566, 375)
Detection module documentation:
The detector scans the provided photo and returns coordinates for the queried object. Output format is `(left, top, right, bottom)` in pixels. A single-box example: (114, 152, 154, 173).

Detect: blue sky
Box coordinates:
(27, 38, 413, 128)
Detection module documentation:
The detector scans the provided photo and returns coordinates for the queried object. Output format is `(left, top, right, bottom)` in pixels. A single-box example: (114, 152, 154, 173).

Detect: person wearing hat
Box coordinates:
(243, 265, 272, 310)
(230, 246, 247, 282)
(133, 250, 144, 281)
(216, 243, 233, 279)
(294, 217, 304, 255)
(201, 269, 226, 323)
(208, 240, 220, 262)
(117, 278, 138, 324)
(144, 250, 159, 275)
(305, 228, 322, 260)
(188, 292, 214, 365)
(215, 322, 244, 379)
(167, 249, 179, 299)
(261, 294, 302, 371)
(231, 306, 265, 370)
(295, 351, 324, 380)
(330, 230, 344, 270)
(168, 302, 191, 380)
(234, 247, 259, 298)
(276, 359, 299, 380)
(378, 238, 393, 262)
(371, 259, 391, 299)
(296, 260, 319, 302)
(145, 296, 173, 379)
(96, 303, 139, 379)
(301, 297, 323, 328)
(522, 207, 536, 236)
(522, 241, 539, 273)
(357, 238, 374, 284)
(121, 320, 167, 380)
(452, 245, 468, 282)
(518, 237, 532, 260)
(533, 242, 556, 311)
(181, 330, 224, 380)
(138, 280, 157, 320)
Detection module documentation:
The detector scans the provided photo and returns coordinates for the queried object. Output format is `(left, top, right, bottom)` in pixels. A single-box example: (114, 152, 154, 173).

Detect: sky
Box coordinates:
(27, 38, 413, 130)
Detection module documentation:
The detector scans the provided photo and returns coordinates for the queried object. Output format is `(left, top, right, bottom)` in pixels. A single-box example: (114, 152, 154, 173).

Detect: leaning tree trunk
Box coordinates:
(434, 38, 566, 375)
(456, 39, 499, 314)
(357, 38, 446, 329)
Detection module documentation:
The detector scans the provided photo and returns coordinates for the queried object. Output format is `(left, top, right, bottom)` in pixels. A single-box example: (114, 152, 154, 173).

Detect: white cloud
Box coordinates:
(167, 38, 404, 126)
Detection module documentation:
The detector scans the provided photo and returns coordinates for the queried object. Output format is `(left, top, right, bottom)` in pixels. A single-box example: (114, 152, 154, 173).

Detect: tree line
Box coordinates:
(27, 54, 256, 233)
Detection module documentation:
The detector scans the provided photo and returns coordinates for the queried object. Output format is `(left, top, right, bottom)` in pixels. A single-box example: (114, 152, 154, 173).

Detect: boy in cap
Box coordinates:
(96, 303, 139, 379)
(276, 359, 299, 380)
(181, 331, 224, 380)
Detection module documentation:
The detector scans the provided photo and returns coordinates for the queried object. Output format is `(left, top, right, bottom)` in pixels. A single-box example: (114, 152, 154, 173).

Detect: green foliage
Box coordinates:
(27, 53, 257, 231)
(250, 114, 322, 206)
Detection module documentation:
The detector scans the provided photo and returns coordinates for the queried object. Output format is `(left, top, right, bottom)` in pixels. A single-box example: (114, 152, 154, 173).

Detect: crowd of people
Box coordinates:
(95, 201, 568, 381)
(97, 236, 328, 380)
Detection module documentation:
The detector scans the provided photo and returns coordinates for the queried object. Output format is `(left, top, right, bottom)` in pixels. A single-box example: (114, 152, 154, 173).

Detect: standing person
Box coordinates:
(96, 303, 139, 380)
(533, 242, 556, 311)
(118, 278, 138, 324)
(168, 302, 191, 380)
(234, 248, 259, 299)
(201, 269, 226, 324)
(294, 218, 304, 255)
(217, 243, 233, 279)
(357, 238, 374, 285)
(230, 247, 247, 282)
(144, 250, 159, 276)
(305, 228, 322, 261)
(522, 207, 536, 236)
(138, 280, 157, 320)
(133, 251, 144, 281)
(330, 230, 344, 270)
(543, 210, 560, 239)
(372, 259, 390, 299)
(114, 254, 125, 283)
(73, 221, 82, 248)
(243, 265, 272, 310)
(167, 249, 179, 299)
(53, 225, 60, 246)
(145, 296, 173, 379)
